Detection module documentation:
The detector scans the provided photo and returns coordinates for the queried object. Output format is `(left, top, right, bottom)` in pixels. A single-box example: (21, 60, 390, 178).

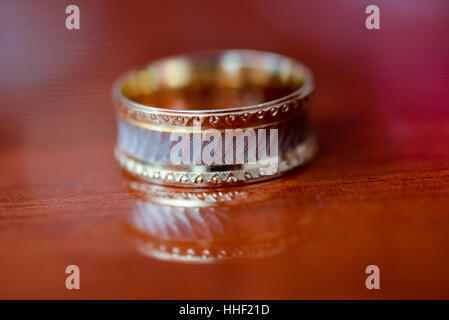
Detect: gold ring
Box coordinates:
(113, 50, 316, 187)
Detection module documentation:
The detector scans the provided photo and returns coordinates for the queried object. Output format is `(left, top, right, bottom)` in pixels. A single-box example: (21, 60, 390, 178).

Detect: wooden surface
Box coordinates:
(0, 0, 448, 299)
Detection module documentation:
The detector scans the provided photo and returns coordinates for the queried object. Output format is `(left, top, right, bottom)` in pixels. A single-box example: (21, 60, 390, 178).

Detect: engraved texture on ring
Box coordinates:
(113, 50, 316, 186)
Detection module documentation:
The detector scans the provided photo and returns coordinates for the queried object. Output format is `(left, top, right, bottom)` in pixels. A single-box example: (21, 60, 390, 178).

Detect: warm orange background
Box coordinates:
(0, 0, 448, 299)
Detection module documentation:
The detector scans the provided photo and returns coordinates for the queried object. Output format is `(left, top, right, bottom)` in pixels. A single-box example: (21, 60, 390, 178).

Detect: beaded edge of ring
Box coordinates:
(115, 135, 317, 187)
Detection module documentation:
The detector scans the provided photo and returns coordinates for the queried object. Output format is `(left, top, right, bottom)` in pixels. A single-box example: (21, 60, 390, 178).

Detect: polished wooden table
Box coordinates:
(1, 1, 448, 299)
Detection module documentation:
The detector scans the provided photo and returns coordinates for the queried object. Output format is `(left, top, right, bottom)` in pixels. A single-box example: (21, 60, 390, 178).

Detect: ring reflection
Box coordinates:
(126, 179, 313, 263)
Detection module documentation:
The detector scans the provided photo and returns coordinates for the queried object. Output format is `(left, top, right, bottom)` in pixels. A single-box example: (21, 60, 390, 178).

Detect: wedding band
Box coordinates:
(113, 50, 316, 187)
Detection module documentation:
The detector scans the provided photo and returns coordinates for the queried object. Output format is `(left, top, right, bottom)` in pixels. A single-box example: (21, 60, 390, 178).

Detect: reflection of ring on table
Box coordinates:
(127, 181, 312, 262)
(113, 50, 317, 187)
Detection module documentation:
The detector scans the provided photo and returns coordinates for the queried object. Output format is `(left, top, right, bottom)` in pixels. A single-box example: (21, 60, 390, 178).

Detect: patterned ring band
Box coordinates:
(113, 50, 317, 187)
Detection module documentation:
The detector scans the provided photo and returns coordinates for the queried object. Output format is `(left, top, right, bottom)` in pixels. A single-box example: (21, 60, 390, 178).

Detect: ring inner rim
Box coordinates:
(115, 50, 314, 114)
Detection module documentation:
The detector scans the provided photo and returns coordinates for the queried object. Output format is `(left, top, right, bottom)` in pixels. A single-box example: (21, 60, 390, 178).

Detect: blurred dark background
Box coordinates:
(1, 0, 448, 164)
